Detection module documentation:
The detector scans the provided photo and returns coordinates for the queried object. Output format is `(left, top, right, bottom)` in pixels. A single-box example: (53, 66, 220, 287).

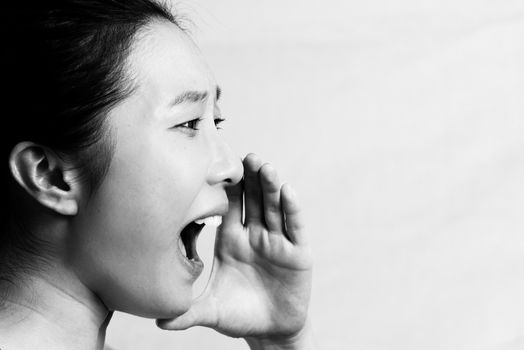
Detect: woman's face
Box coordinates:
(68, 21, 243, 318)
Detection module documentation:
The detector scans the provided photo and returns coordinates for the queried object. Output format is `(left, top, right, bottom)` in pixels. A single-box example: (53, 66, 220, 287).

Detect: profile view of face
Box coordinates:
(67, 21, 243, 318)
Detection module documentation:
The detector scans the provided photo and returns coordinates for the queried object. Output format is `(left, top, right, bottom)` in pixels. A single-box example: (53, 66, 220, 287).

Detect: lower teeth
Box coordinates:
(178, 238, 186, 256)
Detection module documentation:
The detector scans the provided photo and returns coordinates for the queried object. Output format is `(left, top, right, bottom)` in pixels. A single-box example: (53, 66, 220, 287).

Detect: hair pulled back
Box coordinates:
(1, 0, 180, 282)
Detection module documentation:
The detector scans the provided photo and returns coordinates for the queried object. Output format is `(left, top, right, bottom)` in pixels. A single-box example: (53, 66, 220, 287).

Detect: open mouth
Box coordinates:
(179, 215, 223, 263)
(180, 221, 205, 262)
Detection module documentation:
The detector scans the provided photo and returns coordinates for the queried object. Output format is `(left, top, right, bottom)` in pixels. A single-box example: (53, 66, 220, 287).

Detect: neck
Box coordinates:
(0, 266, 111, 350)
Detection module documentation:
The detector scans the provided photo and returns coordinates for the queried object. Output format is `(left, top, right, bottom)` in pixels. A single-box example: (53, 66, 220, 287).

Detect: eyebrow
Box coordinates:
(170, 86, 221, 107)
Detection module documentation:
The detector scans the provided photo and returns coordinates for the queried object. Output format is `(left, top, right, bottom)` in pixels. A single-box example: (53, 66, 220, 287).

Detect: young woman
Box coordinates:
(0, 1, 313, 349)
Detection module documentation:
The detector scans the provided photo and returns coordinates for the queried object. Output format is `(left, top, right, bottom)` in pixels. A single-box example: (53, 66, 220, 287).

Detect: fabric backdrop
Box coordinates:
(106, 1, 524, 349)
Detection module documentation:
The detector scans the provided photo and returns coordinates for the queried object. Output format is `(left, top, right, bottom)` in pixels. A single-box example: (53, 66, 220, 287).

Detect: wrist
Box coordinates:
(245, 321, 315, 350)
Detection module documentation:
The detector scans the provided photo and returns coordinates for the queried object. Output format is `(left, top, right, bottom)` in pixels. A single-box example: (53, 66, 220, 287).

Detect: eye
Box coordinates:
(176, 118, 202, 130)
(214, 117, 226, 129)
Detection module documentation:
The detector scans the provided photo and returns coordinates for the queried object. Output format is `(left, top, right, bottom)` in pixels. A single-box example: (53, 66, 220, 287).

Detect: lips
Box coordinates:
(177, 215, 224, 276)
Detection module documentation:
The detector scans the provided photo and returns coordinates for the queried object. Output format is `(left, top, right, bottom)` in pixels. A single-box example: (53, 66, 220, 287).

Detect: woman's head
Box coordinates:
(2, 0, 242, 318)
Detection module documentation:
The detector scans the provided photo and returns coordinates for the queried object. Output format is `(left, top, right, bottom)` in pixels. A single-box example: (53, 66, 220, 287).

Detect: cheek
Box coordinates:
(101, 129, 208, 238)
(70, 135, 209, 317)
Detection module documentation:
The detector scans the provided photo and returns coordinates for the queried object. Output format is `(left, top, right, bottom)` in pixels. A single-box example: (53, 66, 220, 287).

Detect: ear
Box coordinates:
(9, 142, 80, 216)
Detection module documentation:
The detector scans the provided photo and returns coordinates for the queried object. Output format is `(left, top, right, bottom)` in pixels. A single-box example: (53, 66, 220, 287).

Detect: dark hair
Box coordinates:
(1, 0, 181, 283)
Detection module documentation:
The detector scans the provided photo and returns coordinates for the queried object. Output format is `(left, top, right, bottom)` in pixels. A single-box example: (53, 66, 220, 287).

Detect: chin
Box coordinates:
(101, 285, 192, 320)
(144, 288, 193, 319)
(116, 301, 191, 320)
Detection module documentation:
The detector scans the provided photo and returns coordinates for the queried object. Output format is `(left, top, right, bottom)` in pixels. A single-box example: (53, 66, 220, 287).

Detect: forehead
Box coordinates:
(127, 20, 215, 101)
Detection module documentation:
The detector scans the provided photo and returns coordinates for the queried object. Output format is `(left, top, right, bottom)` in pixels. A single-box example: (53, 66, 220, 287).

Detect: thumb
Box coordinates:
(156, 295, 217, 331)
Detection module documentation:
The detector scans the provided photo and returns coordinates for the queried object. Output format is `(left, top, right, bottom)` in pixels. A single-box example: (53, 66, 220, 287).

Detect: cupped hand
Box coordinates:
(157, 153, 313, 344)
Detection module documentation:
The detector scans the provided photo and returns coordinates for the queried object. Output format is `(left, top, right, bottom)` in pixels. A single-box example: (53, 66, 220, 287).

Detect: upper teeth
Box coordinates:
(194, 215, 223, 227)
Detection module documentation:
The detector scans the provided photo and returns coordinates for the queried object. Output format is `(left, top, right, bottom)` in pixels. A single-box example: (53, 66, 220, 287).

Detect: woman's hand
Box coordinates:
(157, 154, 313, 349)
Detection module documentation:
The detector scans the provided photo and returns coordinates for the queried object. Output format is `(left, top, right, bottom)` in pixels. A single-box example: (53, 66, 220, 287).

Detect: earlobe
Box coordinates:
(9, 142, 80, 216)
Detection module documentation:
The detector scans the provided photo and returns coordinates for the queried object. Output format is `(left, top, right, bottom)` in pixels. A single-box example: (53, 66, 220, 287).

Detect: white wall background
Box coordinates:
(106, 1, 524, 349)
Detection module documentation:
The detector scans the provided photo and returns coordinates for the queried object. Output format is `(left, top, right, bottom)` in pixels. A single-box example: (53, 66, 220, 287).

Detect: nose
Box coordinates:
(206, 135, 243, 187)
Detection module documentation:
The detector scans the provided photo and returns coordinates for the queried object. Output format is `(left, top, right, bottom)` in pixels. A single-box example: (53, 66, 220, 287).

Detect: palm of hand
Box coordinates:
(158, 154, 312, 340)
(206, 218, 312, 338)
